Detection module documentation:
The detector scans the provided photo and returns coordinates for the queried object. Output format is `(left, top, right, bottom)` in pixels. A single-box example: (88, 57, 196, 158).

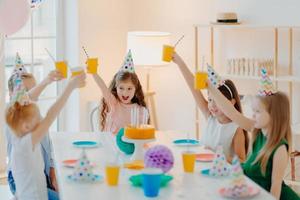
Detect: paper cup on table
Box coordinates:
(182, 151, 196, 173)
(70, 67, 85, 77)
(105, 163, 120, 186)
(55, 61, 68, 78)
(142, 168, 162, 197)
(194, 72, 208, 90)
(86, 58, 98, 74)
(162, 45, 174, 62)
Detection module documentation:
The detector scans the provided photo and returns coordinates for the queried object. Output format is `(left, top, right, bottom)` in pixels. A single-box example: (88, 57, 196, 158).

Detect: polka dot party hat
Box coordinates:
(258, 67, 276, 96)
(207, 64, 224, 87)
(68, 149, 101, 182)
(119, 49, 135, 73)
(13, 53, 28, 77)
(209, 146, 230, 177)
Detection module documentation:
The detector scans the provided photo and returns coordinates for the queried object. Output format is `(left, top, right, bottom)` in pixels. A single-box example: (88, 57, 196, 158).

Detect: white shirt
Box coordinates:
(202, 116, 239, 158)
(11, 133, 48, 200)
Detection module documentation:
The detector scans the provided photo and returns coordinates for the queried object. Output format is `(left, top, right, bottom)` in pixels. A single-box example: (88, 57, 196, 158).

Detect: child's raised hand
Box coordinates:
(69, 73, 86, 89)
(46, 70, 64, 84)
(172, 52, 184, 65)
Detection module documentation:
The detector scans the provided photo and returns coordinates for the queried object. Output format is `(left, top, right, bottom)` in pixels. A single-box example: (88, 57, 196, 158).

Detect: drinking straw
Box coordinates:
(174, 35, 185, 47)
(82, 46, 90, 58)
(44, 48, 56, 62)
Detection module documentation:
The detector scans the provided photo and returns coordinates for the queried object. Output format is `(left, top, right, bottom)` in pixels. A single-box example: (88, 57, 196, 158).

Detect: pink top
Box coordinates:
(103, 93, 149, 134)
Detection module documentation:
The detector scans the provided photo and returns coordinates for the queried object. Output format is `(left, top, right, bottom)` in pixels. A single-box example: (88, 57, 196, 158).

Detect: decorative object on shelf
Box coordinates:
(211, 12, 240, 25)
(258, 68, 276, 96)
(67, 149, 102, 183)
(0, 0, 31, 35)
(144, 145, 174, 173)
(219, 156, 260, 198)
(226, 58, 274, 77)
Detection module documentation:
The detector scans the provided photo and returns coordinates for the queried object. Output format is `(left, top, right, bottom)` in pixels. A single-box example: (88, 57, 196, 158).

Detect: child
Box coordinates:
(6, 69, 86, 199)
(172, 52, 248, 162)
(207, 68, 299, 200)
(5, 54, 62, 197)
(92, 50, 149, 134)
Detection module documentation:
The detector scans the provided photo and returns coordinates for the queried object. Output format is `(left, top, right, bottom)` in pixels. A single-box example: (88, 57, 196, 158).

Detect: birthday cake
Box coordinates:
(124, 125, 155, 140)
(216, 12, 238, 23)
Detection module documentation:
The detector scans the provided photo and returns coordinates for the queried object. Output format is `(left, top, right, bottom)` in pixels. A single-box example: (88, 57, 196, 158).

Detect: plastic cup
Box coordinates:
(142, 168, 162, 197)
(105, 164, 120, 186)
(86, 58, 98, 74)
(194, 72, 208, 90)
(70, 67, 84, 77)
(162, 45, 175, 62)
(55, 61, 68, 78)
(182, 151, 196, 173)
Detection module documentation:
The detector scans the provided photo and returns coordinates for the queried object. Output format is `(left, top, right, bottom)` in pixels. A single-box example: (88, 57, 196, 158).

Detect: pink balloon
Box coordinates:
(0, 0, 31, 35)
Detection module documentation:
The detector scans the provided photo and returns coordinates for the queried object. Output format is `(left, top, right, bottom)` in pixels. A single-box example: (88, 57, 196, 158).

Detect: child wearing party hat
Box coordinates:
(207, 68, 299, 200)
(5, 55, 86, 200)
(92, 50, 149, 134)
(5, 53, 63, 199)
(172, 52, 248, 162)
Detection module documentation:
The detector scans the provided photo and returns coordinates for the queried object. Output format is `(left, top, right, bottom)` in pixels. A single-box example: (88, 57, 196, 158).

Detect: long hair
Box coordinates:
(251, 91, 292, 175)
(6, 102, 39, 137)
(218, 79, 249, 153)
(100, 71, 147, 131)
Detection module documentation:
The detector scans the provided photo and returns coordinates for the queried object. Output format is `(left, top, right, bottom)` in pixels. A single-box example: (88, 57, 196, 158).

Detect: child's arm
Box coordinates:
(31, 74, 86, 146)
(207, 82, 254, 132)
(92, 73, 116, 103)
(270, 145, 289, 199)
(172, 52, 210, 119)
(28, 70, 63, 101)
(232, 128, 247, 162)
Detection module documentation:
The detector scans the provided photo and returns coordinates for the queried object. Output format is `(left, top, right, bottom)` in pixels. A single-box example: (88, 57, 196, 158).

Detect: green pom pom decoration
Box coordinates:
(116, 128, 135, 155)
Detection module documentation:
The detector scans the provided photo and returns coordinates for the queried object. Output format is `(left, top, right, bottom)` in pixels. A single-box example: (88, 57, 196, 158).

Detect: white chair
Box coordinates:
(90, 105, 100, 132)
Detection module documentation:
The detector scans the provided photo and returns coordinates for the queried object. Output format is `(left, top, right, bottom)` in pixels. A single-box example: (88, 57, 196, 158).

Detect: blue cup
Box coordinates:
(142, 168, 162, 197)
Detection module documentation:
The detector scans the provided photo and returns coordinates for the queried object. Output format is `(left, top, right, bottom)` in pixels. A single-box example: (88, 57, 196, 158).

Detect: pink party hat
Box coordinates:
(68, 149, 100, 182)
(119, 50, 135, 73)
(258, 68, 276, 96)
(207, 64, 224, 87)
(209, 146, 230, 177)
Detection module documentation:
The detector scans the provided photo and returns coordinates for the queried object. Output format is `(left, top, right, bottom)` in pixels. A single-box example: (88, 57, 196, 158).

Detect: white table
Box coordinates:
(50, 131, 275, 200)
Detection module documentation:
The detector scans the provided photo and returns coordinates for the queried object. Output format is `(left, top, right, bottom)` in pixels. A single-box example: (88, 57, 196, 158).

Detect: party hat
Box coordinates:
(219, 156, 250, 198)
(68, 149, 100, 182)
(258, 68, 276, 96)
(209, 146, 230, 177)
(119, 50, 135, 73)
(13, 53, 28, 76)
(207, 64, 224, 87)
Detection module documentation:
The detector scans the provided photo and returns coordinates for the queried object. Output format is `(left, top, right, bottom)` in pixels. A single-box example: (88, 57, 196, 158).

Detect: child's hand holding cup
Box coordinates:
(55, 61, 68, 78)
(86, 58, 99, 74)
(70, 73, 86, 89)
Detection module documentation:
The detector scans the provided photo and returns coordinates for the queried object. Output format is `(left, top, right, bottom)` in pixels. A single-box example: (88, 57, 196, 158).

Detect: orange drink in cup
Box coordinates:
(86, 58, 98, 74)
(182, 151, 196, 173)
(55, 61, 68, 78)
(105, 164, 120, 186)
(162, 45, 175, 62)
(70, 67, 84, 77)
(194, 71, 208, 90)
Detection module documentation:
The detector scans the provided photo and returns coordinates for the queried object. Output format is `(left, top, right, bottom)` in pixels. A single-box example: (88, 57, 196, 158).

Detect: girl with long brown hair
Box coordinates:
(207, 68, 299, 199)
(172, 52, 248, 163)
(92, 50, 148, 134)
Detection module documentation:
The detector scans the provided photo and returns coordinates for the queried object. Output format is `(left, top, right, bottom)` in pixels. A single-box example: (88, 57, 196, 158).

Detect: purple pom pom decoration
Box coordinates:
(144, 145, 174, 173)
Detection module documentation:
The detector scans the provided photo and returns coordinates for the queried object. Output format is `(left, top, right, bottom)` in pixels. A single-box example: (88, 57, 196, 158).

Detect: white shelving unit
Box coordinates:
(194, 24, 300, 138)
